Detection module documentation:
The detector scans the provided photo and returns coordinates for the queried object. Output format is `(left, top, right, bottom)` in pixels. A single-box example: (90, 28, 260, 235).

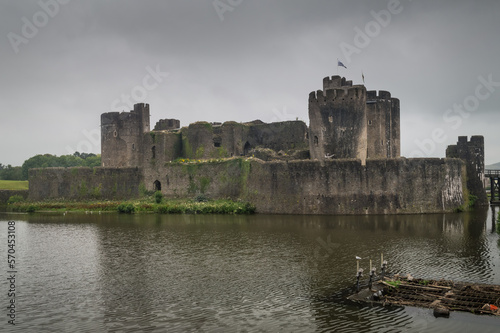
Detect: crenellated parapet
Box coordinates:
(309, 85, 367, 106)
(154, 118, 180, 131)
(366, 90, 400, 108)
(367, 90, 392, 100)
(323, 75, 353, 90)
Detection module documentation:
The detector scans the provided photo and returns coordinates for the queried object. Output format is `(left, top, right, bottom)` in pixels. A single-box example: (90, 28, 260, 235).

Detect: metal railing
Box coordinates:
(485, 169, 500, 177)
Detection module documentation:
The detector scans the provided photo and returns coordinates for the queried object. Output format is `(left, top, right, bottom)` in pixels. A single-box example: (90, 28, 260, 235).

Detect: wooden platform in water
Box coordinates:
(348, 275, 500, 317)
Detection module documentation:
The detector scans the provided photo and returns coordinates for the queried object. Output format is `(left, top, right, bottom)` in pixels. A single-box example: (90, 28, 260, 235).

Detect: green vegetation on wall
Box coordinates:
(78, 180, 88, 197)
(195, 146, 205, 159)
(210, 147, 229, 158)
(199, 177, 211, 194)
(91, 184, 102, 199)
(192, 121, 213, 132)
(181, 134, 193, 159)
(239, 159, 251, 196)
(149, 132, 157, 143)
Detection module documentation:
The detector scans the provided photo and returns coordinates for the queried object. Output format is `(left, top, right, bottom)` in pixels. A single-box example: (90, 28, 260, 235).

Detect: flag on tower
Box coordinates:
(338, 60, 347, 69)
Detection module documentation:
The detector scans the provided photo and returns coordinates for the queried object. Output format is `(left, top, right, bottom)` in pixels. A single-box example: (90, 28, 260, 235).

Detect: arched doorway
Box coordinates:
(244, 141, 252, 156)
(153, 180, 161, 191)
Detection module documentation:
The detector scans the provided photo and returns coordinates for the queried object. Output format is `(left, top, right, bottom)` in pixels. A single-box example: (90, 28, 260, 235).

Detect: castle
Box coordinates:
(28, 76, 486, 214)
(100, 75, 400, 170)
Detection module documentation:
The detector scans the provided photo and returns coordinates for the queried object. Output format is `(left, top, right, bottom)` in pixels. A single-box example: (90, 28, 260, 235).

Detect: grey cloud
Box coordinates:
(1, 0, 499, 165)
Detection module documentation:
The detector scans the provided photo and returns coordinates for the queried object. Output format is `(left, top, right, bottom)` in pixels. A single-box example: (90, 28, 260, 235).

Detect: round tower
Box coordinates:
(100, 103, 150, 167)
(309, 76, 367, 163)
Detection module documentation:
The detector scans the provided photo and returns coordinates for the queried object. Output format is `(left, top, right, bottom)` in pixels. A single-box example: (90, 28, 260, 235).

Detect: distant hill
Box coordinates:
(486, 162, 500, 170)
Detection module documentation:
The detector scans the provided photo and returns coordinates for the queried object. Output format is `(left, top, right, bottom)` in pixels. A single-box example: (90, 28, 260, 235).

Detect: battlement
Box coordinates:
(455, 135, 484, 148)
(470, 135, 484, 145)
(101, 112, 120, 126)
(100, 110, 147, 127)
(131, 103, 149, 114)
(154, 119, 180, 131)
(366, 90, 393, 100)
(323, 76, 353, 90)
(309, 86, 366, 105)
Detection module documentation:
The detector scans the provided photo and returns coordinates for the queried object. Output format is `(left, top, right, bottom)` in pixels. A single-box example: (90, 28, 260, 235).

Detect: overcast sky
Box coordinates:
(1, 0, 499, 166)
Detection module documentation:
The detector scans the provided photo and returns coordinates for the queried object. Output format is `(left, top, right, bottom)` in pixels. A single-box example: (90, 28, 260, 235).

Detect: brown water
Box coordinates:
(1, 207, 499, 332)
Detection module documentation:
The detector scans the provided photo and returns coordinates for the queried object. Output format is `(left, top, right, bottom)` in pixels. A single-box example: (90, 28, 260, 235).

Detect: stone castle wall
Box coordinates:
(245, 158, 464, 214)
(0, 190, 28, 204)
(143, 157, 465, 215)
(144, 120, 309, 162)
(28, 167, 142, 201)
(27, 158, 466, 215)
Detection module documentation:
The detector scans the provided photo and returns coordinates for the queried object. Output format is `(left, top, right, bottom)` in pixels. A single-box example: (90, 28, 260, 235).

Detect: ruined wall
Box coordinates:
(309, 84, 367, 162)
(181, 122, 216, 159)
(446, 136, 487, 205)
(143, 159, 248, 199)
(101, 103, 150, 167)
(247, 121, 308, 152)
(366, 90, 400, 158)
(144, 157, 465, 215)
(218, 122, 248, 157)
(154, 119, 180, 131)
(28, 167, 142, 201)
(142, 131, 182, 166)
(179, 120, 309, 160)
(0, 190, 28, 204)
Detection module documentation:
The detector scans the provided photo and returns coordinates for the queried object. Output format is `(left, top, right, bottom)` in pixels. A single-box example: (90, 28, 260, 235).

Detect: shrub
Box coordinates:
(117, 203, 135, 214)
(468, 194, 478, 208)
(154, 191, 163, 204)
(194, 193, 209, 202)
(26, 205, 36, 213)
(7, 195, 24, 205)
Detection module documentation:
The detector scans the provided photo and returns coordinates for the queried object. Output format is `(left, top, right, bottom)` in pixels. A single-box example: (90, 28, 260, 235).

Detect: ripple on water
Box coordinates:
(1, 210, 499, 332)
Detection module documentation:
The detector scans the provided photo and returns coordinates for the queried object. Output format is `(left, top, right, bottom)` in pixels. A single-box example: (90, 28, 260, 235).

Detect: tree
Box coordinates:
(0, 164, 23, 180)
(21, 153, 101, 180)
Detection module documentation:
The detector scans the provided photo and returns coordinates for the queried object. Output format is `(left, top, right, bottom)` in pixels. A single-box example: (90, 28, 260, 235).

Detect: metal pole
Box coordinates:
(356, 268, 363, 292)
(381, 260, 387, 280)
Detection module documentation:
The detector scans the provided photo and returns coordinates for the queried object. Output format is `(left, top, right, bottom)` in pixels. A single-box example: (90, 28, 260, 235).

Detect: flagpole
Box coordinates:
(337, 58, 339, 74)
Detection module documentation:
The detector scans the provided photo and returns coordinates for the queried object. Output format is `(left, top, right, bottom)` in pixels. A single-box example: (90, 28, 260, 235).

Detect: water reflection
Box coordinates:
(0, 208, 499, 332)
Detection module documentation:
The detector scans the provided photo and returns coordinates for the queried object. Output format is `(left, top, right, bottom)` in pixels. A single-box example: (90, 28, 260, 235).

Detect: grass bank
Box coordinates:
(7, 195, 255, 215)
(0, 180, 28, 190)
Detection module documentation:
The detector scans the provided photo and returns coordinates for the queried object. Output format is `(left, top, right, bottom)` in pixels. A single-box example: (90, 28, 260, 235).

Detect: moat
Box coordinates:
(1, 208, 499, 332)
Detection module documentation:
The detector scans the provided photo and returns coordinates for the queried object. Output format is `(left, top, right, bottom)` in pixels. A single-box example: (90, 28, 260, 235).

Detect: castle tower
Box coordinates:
(308, 76, 368, 163)
(446, 136, 487, 205)
(366, 90, 400, 158)
(101, 103, 150, 167)
(308, 76, 400, 163)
